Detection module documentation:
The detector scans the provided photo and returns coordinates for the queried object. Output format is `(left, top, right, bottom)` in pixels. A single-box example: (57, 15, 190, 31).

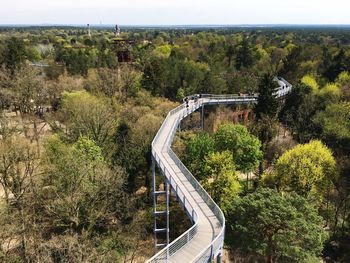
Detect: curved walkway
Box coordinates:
(147, 78, 292, 263)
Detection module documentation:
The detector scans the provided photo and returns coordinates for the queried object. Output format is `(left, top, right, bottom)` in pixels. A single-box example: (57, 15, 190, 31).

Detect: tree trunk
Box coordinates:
(267, 234, 273, 263)
(20, 204, 27, 262)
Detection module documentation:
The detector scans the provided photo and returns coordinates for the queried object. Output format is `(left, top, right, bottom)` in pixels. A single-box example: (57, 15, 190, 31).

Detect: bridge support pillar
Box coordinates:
(217, 253, 222, 263)
(200, 105, 204, 129)
(152, 157, 157, 251)
(152, 156, 170, 253)
(165, 179, 170, 258)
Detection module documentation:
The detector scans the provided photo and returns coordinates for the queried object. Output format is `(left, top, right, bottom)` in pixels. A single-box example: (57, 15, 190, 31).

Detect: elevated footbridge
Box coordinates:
(147, 78, 292, 263)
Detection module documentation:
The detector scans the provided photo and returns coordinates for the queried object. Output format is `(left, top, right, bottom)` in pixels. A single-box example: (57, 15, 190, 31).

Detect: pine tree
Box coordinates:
(235, 38, 253, 70)
(254, 73, 279, 120)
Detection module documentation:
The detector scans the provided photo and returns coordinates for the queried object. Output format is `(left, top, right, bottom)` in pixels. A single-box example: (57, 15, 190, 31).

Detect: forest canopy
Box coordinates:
(0, 25, 349, 263)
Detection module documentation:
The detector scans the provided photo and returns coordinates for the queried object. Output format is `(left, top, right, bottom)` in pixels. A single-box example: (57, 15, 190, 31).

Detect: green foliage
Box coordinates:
(235, 38, 254, 70)
(59, 91, 117, 149)
(250, 114, 279, 146)
(141, 55, 210, 99)
(55, 47, 95, 75)
(203, 151, 240, 212)
(254, 73, 279, 120)
(214, 124, 263, 172)
(323, 49, 350, 82)
(336, 71, 350, 84)
(314, 102, 350, 152)
(185, 133, 215, 180)
(0, 137, 38, 204)
(279, 46, 302, 82)
(227, 188, 327, 263)
(153, 44, 173, 58)
(74, 136, 104, 162)
(279, 83, 318, 142)
(318, 83, 341, 106)
(42, 135, 127, 233)
(0, 37, 27, 73)
(1, 25, 350, 263)
(301, 75, 319, 92)
(85, 66, 141, 100)
(275, 140, 337, 199)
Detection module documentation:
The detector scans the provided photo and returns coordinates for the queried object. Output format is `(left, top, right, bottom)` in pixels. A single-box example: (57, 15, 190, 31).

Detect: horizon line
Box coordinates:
(2, 23, 350, 27)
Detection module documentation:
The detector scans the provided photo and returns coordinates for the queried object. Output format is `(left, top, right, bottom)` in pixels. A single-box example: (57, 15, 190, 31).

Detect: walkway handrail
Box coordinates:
(147, 100, 225, 263)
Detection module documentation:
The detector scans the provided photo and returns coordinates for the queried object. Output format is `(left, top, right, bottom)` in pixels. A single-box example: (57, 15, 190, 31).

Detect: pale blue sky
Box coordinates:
(1, 0, 349, 25)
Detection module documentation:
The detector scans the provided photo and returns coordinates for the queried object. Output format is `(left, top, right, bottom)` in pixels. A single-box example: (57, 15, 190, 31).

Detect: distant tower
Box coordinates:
(115, 24, 121, 36)
(87, 24, 91, 37)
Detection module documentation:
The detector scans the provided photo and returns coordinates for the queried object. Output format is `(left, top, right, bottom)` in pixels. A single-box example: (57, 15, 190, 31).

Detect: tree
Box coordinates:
(254, 73, 279, 120)
(314, 102, 350, 153)
(250, 114, 279, 179)
(141, 56, 167, 97)
(317, 83, 341, 109)
(324, 49, 350, 82)
(227, 188, 327, 263)
(250, 115, 279, 148)
(300, 75, 319, 92)
(55, 47, 92, 76)
(203, 151, 240, 213)
(275, 140, 337, 200)
(58, 91, 117, 150)
(0, 65, 45, 114)
(214, 124, 263, 173)
(119, 65, 141, 100)
(226, 44, 235, 67)
(85, 66, 141, 101)
(41, 135, 128, 234)
(0, 137, 39, 261)
(235, 38, 253, 70)
(278, 46, 302, 82)
(336, 71, 350, 100)
(185, 133, 215, 180)
(13, 65, 45, 115)
(279, 83, 318, 142)
(0, 37, 27, 73)
(112, 112, 163, 192)
(0, 137, 38, 206)
(85, 68, 120, 98)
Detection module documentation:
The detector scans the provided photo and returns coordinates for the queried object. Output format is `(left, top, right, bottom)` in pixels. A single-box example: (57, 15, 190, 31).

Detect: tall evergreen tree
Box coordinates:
(235, 38, 253, 70)
(254, 73, 279, 120)
(278, 46, 302, 82)
(226, 44, 235, 67)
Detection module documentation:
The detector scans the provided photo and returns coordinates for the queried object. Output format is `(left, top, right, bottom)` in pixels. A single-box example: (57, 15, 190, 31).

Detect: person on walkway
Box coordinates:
(184, 97, 189, 108)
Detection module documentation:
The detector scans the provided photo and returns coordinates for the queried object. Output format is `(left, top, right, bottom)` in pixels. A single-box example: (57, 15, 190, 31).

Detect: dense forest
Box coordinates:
(0, 26, 349, 263)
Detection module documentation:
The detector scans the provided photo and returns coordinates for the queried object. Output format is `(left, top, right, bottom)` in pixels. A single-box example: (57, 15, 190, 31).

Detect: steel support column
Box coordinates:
(165, 179, 170, 259)
(152, 156, 170, 253)
(152, 156, 157, 251)
(217, 253, 222, 263)
(200, 105, 204, 129)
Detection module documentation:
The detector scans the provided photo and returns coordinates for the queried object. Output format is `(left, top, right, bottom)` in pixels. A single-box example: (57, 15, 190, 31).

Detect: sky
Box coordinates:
(0, 0, 349, 25)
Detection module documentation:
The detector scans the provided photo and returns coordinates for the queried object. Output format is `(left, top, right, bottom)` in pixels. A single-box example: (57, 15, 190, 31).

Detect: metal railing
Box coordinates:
(147, 78, 292, 263)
